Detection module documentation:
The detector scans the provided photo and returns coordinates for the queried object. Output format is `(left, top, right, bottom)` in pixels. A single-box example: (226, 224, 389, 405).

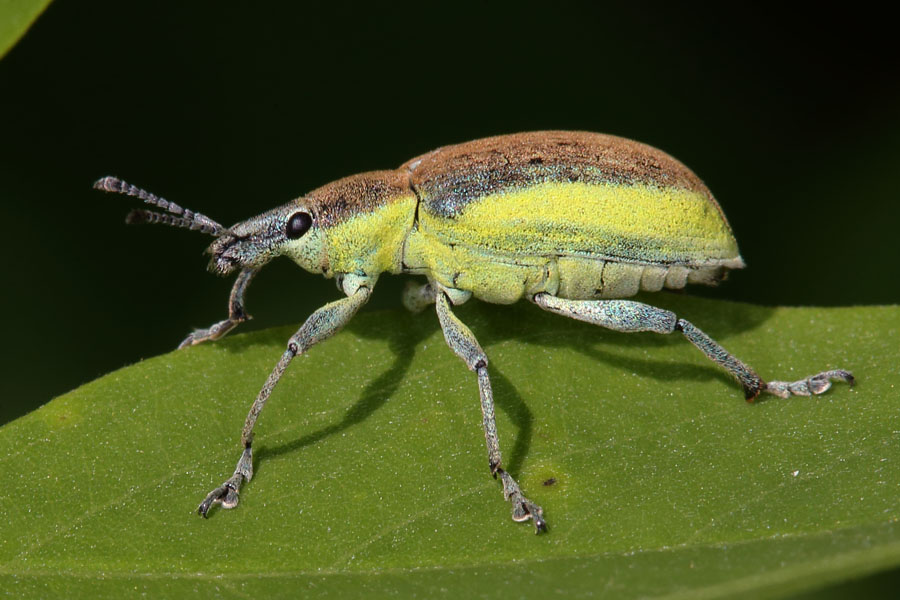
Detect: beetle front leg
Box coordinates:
(179, 267, 258, 348)
(198, 284, 371, 517)
(435, 288, 547, 533)
(532, 294, 854, 401)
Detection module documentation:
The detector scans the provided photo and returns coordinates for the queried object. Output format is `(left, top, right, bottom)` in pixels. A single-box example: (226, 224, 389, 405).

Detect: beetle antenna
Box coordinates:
(94, 176, 226, 236)
(125, 208, 225, 235)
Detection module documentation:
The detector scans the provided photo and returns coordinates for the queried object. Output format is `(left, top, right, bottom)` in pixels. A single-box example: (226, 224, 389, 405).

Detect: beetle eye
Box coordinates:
(286, 212, 312, 240)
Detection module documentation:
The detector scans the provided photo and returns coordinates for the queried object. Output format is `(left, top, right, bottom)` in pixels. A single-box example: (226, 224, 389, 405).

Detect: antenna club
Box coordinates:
(93, 176, 125, 192)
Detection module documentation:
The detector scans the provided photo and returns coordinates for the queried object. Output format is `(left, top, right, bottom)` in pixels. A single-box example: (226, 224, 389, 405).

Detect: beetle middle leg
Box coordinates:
(197, 284, 371, 517)
(402, 280, 436, 313)
(532, 294, 854, 400)
(435, 287, 547, 533)
(179, 267, 258, 348)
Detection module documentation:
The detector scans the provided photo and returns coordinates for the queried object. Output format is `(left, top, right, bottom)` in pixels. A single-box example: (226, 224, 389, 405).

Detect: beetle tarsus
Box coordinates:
(499, 468, 547, 534)
(179, 268, 258, 349)
(764, 369, 855, 398)
(197, 475, 242, 517)
(198, 446, 253, 517)
(177, 318, 238, 349)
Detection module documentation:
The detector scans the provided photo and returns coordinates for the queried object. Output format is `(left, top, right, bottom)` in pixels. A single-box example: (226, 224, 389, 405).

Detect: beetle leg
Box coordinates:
(179, 267, 258, 348)
(746, 370, 854, 398)
(198, 285, 371, 517)
(402, 280, 436, 313)
(532, 294, 853, 401)
(435, 288, 547, 533)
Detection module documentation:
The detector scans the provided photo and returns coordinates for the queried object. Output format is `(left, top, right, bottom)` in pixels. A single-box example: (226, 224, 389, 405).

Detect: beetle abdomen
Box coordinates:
(555, 256, 730, 299)
(405, 131, 742, 269)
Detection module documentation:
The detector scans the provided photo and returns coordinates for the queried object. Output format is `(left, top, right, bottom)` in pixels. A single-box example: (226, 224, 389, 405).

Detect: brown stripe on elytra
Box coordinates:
(302, 170, 413, 227)
(401, 131, 721, 219)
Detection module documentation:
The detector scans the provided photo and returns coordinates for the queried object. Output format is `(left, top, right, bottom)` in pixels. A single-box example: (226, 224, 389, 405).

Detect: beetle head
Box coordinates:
(94, 176, 325, 277)
(206, 202, 323, 276)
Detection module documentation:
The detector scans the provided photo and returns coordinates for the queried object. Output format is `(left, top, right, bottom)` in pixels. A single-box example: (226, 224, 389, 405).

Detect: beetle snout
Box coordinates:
(206, 225, 282, 276)
(207, 234, 245, 276)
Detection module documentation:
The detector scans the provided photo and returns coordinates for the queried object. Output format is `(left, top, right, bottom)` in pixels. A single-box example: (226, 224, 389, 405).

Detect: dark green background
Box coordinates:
(1, 2, 898, 427)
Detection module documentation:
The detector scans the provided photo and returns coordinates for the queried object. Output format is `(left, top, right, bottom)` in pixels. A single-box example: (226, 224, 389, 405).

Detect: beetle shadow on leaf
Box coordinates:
(486, 366, 533, 476)
(250, 304, 537, 483)
(231, 290, 776, 483)
(349, 308, 535, 479)
(253, 309, 436, 465)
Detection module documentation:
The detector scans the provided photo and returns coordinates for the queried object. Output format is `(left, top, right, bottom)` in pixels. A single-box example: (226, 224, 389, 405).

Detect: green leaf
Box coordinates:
(1, 296, 897, 598)
(0, 0, 52, 60)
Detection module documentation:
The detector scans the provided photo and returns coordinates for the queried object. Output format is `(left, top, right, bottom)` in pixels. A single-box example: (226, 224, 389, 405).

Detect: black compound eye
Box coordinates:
(286, 212, 312, 240)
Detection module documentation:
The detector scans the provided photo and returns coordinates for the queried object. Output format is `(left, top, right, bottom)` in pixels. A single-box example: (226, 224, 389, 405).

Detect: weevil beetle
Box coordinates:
(95, 131, 853, 533)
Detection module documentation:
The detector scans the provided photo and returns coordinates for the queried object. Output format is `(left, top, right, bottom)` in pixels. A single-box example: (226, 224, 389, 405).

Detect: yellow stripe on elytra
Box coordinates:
(422, 181, 739, 264)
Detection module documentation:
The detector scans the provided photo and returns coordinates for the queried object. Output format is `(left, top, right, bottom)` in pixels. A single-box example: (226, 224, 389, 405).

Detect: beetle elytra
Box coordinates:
(96, 131, 853, 533)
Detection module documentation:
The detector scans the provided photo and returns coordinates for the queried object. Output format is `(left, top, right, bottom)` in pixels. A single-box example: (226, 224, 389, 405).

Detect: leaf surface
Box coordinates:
(1, 296, 897, 598)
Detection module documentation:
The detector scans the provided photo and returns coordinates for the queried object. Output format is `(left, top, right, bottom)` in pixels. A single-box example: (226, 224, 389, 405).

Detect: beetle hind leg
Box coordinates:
(435, 287, 546, 533)
(532, 294, 854, 401)
(673, 318, 854, 400)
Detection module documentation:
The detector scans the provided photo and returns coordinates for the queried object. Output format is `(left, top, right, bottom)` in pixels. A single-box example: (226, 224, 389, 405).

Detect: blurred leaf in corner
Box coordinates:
(0, 0, 52, 59)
